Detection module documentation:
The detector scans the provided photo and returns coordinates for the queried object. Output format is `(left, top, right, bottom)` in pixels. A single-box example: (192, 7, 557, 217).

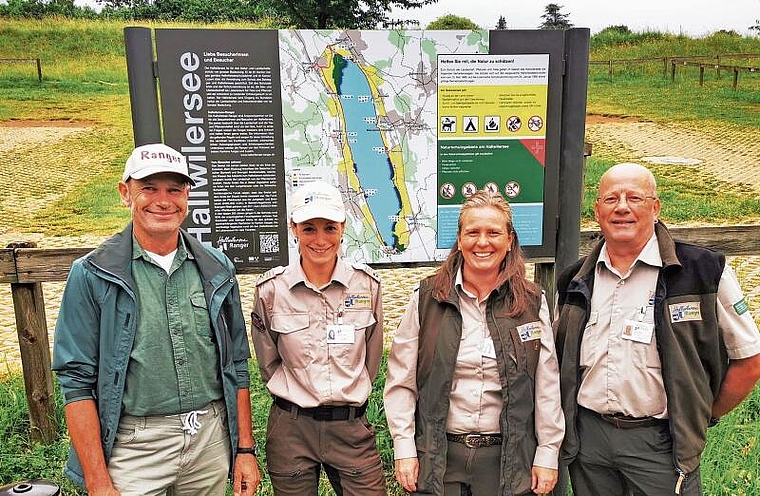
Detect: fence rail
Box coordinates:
(589, 53, 760, 89)
(0, 57, 42, 82)
(4, 224, 760, 442)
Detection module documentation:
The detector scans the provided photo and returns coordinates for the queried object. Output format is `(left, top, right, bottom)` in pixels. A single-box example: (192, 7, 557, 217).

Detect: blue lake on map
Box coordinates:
(334, 56, 401, 249)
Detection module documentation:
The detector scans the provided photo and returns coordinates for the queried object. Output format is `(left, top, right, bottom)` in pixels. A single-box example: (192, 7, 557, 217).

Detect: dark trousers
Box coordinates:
(443, 440, 516, 496)
(569, 407, 702, 496)
(264, 402, 385, 496)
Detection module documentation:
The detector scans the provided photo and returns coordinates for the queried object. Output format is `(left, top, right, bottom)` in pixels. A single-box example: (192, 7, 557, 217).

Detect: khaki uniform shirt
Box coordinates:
(252, 258, 383, 408)
(384, 269, 564, 469)
(579, 234, 760, 418)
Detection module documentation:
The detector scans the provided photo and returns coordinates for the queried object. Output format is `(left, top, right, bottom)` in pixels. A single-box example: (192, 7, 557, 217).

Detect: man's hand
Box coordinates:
(233, 453, 261, 496)
(395, 457, 419, 493)
(531, 466, 558, 495)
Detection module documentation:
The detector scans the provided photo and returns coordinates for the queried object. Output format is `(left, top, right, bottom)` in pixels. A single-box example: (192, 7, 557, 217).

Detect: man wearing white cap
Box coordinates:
(251, 181, 386, 495)
(53, 143, 260, 495)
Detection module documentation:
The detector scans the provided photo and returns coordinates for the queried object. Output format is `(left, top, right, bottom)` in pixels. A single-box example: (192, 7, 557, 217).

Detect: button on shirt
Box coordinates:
(121, 237, 222, 416)
(579, 233, 760, 418)
(252, 258, 383, 408)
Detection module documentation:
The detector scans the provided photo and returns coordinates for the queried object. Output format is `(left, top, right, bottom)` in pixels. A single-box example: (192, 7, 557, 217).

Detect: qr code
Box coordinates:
(259, 233, 279, 254)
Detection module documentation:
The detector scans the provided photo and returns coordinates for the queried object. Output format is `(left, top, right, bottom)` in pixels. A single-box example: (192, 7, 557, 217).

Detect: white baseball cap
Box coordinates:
(290, 181, 346, 223)
(123, 143, 195, 185)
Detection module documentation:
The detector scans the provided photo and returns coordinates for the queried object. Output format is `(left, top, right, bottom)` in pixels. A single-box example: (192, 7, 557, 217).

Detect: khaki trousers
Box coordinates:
(107, 400, 231, 496)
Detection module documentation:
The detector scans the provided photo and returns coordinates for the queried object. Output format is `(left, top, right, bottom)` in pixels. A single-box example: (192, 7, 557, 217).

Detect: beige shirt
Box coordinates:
(251, 258, 383, 407)
(384, 270, 564, 469)
(579, 234, 760, 418)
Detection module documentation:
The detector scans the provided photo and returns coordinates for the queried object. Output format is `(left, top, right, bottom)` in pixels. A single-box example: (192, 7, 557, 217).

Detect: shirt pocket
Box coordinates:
(190, 292, 213, 338)
(335, 309, 376, 368)
(271, 312, 313, 369)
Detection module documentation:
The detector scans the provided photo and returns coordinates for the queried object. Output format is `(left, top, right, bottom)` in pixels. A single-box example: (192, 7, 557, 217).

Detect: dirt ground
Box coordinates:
(2, 116, 760, 371)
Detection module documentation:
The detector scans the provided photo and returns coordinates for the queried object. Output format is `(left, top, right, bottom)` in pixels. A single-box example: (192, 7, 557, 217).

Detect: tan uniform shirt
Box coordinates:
(252, 258, 383, 408)
(384, 270, 564, 469)
(579, 234, 760, 418)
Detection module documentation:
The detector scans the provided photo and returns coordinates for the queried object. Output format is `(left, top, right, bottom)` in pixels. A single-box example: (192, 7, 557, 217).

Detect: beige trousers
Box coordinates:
(107, 400, 231, 496)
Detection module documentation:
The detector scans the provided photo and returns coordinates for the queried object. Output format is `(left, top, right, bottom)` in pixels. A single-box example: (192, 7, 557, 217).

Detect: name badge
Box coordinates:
(326, 324, 355, 344)
(481, 337, 497, 359)
(621, 319, 654, 344)
(517, 321, 542, 342)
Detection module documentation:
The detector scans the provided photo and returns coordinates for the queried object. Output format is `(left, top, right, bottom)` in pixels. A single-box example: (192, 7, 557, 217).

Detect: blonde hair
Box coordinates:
(431, 189, 537, 317)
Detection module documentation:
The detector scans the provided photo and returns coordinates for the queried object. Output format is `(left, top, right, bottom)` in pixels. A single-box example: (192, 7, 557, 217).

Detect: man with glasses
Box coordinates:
(554, 162, 760, 495)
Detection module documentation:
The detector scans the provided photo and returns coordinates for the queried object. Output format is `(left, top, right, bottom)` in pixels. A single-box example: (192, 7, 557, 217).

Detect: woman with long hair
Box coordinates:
(384, 189, 564, 495)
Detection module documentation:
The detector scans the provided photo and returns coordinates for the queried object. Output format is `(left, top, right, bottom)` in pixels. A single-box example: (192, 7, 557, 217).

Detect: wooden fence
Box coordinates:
(0, 58, 42, 82)
(4, 224, 760, 443)
(589, 53, 760, 90)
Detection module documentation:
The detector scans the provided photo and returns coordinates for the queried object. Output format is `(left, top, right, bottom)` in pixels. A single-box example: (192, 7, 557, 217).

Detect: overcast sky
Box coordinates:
(70, 0, 760, 37)
(391, 0, 760, 36)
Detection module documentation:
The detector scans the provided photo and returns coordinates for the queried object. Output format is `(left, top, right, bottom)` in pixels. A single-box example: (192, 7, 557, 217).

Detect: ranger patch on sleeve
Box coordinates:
(251, 311, 266, 332)
(734, 297, 750, 316)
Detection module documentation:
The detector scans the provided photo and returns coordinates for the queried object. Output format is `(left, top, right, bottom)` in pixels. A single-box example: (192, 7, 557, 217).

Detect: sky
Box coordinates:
(69, 0, 760, 37)
(389, 0, 760, 36)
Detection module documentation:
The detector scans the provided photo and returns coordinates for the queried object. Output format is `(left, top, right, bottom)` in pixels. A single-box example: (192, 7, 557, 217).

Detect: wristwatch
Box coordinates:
(236, 444, 259, 456)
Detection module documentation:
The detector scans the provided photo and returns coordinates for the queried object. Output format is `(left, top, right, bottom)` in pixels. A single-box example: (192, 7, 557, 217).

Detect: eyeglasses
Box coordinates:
(597, 193, 657, 206)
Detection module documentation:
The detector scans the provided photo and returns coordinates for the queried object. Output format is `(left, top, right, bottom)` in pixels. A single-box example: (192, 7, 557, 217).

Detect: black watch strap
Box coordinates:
(236, 445, 259, 456)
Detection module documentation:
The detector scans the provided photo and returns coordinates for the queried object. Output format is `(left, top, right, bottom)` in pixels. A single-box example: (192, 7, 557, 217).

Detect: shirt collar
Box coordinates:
(282, 257, 350, 290)
(131, 234, 192, 262)
(598, 232, 662, 273)
(454, 266, 481, 301)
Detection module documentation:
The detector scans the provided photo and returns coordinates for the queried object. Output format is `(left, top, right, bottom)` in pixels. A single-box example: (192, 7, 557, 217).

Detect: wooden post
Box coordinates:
(35, 58, 42, 82)
(534, 262, 555, 317)
(733, 68, 739, 90)
(663, 57, 668, 76)
(608, 60, 613, 76)
(671, 60, 677, 82)
(8, 241, 58, 444)
(716, 55, 721, 78)
(699, 65, 704, 86)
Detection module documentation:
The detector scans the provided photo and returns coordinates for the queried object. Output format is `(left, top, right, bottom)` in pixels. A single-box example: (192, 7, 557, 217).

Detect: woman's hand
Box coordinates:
(395, 457, 419, 493)
(531, 466, 558, 494)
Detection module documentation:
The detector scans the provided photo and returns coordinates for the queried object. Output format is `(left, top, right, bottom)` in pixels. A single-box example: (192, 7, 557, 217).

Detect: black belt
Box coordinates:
(446, 432, 502, 448)
(273, 396, 367, 421)
(583, 407, 668, 429)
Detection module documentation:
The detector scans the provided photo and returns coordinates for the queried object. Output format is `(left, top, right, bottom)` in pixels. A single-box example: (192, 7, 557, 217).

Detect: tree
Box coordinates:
(539, 3, 572, 30)
(495, 15, 507, 30)
(427, 13, 479, 30)
(259, 0, 439, 29)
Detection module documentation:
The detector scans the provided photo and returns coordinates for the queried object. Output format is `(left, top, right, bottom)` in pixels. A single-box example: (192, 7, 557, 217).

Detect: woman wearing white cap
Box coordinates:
(251, 181, 386, 495)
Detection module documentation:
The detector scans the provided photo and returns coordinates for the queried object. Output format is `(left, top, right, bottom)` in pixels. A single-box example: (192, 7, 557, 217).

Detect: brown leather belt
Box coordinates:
(273, 396, 367, 421)
(584, 407, 668, 429)
(446, 432, 502, 448)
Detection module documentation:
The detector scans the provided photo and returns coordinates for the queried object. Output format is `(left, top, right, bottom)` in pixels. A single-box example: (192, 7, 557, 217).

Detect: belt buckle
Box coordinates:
(464, 434, 481, 448)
